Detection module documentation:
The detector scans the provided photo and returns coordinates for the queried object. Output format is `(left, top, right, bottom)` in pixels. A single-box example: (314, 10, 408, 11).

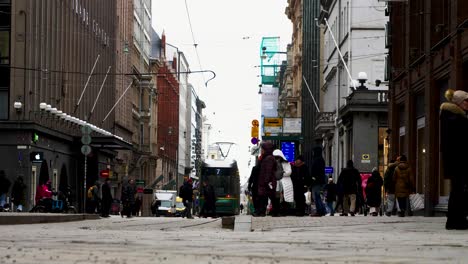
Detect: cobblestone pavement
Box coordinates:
(0, 215, 467, 264)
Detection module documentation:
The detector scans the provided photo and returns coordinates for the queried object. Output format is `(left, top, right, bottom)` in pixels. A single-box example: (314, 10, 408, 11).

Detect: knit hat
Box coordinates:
(452, 90, 468, 106)
(445, 89, 468, 105)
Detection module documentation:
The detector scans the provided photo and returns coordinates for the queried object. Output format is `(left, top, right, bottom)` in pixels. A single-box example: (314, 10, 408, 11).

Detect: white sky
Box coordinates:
(152, 1, 292, 183)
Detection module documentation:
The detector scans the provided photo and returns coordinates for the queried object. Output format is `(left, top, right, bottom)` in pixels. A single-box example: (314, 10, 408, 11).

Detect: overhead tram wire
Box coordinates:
(184, 0, 207, 87)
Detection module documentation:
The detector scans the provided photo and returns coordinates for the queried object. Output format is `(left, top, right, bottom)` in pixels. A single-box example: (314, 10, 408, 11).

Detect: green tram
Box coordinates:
(200, 159, 240, 216)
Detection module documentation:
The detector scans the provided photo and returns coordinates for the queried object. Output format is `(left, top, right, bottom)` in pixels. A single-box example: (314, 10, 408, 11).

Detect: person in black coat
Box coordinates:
(337, 160, 361, 216)
(101, 178, 113, 217)
(291, 155, 308, 216)
(366, 168, 384, 216)
(440, 89, 468, 230)
(121, 179, 136, 218)
(200, 179, 216, 218)
(247, 165, 260, 215)
(11, 176, 26, 212)
(310, 147, 327, 216)
(180, 177, 194, 219)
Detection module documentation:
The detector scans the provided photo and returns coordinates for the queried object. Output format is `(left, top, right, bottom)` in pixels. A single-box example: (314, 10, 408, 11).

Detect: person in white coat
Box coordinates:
(273, 150, 293, 215)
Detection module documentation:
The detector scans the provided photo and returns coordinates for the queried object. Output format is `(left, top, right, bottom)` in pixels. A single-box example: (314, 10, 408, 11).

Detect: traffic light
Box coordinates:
(32, 132, 39, 143)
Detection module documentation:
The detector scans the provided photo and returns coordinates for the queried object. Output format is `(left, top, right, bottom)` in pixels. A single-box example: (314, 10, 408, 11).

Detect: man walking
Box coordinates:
(180, 177, 194, 219)
(310, 147, 327, 216)
(101, 178, 112, 217)
(337, 160, 361, 216)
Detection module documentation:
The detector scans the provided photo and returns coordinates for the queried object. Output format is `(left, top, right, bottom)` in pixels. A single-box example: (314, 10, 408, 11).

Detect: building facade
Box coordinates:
(318, 0, 388, 176)
(388, 1, 468, 215)
(2, 0, 131, 212)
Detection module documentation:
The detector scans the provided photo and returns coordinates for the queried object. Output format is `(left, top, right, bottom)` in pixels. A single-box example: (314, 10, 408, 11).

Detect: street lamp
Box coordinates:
(357, 72, 368, 90)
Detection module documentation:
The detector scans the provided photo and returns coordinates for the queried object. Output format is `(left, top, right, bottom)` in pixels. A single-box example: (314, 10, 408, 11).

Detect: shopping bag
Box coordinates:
(409, 193, 424, 211)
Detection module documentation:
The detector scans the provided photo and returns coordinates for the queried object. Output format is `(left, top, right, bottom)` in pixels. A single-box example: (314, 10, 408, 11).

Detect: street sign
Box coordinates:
(81, 125, 92, 135)
(81, 135, 92, 145)
(251, 126, 259, 138)
(81, 145, 91, 155)
(251, 137, 259, 145)
(325, 167, 334, 174)
(143, 188, 154, 194)
(252, 119, 259, 127)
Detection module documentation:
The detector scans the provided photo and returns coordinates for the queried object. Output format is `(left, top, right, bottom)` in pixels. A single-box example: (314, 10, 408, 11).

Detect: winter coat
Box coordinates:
(324, 182, 337, 202)
(291, 163, 308, 195)
(440, 102, 468, 180)
(257, 143, 277, 197)
(101, 182, 113, 204)
(0, 173, 11, 194)
(337, 167, 361, 195)
(383, 162, 398, 194)
(11, 177, 26, 205)
(280, 162, 294, 203)
(180, 181, 193, 203)
(35, 184, 52, 203)
(393, 161, 414, 198)
(247, 165, 260, 196)
(366, 171, 383, 207)
(121, 184, 136, 204)
(202, 184, 216, 211)
(310, 147, 326, 186)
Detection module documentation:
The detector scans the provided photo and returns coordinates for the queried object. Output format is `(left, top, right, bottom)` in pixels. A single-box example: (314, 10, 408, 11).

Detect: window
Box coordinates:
(0, 31, 8, 64)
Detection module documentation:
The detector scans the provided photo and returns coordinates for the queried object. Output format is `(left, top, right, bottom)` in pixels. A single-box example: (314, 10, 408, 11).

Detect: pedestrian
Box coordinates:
(11, 176, 26, 212)
(121, 179, 136, 218)
(0, 170, 11, 209)
(440, 89, 468, 229)
(324, 177, 337, 216)
(256, 141, 277, 217)
(247, 164, 260, 215)
(310, 147, 327, 216)
(393, 155, 415, 217)
(133, 195, 142, 216)
(337, 160, 361, 216)
(366, 167, 384, 216)
(101, 178, 112, 217)
(239, 203, 244, 214)
(384, 156, 400, 216)
(87, 181, 100, 214)
(273, 149, 293, 215)
(291, 155, 308, 216)
(200, 179, 216, 218)
(180, 177, 194, 219)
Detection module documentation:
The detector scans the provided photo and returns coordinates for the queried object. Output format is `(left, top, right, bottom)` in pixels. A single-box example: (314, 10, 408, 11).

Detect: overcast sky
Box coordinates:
(152, 1, 292, 183)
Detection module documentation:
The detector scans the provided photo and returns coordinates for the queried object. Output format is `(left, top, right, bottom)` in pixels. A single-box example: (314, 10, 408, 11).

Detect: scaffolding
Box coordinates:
(260, 37, 285, 86)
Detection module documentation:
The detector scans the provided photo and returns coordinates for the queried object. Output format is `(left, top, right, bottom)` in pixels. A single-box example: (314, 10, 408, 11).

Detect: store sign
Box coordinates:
(263, 117, 283, 135)
(283, 118, 301, 134)
(30, 152, 44, 163)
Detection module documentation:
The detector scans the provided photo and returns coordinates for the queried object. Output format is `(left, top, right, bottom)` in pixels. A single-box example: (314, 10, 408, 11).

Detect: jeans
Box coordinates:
(312, 185, 326, 215)
(184, 201, 193, 218)
(326, 201, 335, 215)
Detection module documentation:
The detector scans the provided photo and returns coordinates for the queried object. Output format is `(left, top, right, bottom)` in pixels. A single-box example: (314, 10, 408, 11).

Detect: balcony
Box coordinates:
(339, 89, 389, 120)
(315, 112, 335, 134)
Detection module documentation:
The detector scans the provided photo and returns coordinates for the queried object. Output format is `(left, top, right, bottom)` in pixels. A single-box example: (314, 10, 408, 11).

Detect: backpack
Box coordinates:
(87, 186, 95, 199)
(275, 160, 284, 180)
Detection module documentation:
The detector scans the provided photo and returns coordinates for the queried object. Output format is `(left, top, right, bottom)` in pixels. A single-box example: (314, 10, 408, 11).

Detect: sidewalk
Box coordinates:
(0, 212, 100, 225)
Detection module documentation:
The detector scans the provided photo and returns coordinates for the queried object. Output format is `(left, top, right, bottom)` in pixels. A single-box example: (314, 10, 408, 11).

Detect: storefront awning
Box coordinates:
(90, 136, 133, 150)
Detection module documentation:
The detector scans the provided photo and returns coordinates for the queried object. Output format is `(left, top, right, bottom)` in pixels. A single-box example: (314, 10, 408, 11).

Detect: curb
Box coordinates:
(234, 215, 252, 232)
(0, 213, 100, 225)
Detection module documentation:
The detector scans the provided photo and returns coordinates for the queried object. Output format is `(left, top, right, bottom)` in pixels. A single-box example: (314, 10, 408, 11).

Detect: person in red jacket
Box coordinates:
(255, 141, 277, 217)
(35, 180, 52, 204)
